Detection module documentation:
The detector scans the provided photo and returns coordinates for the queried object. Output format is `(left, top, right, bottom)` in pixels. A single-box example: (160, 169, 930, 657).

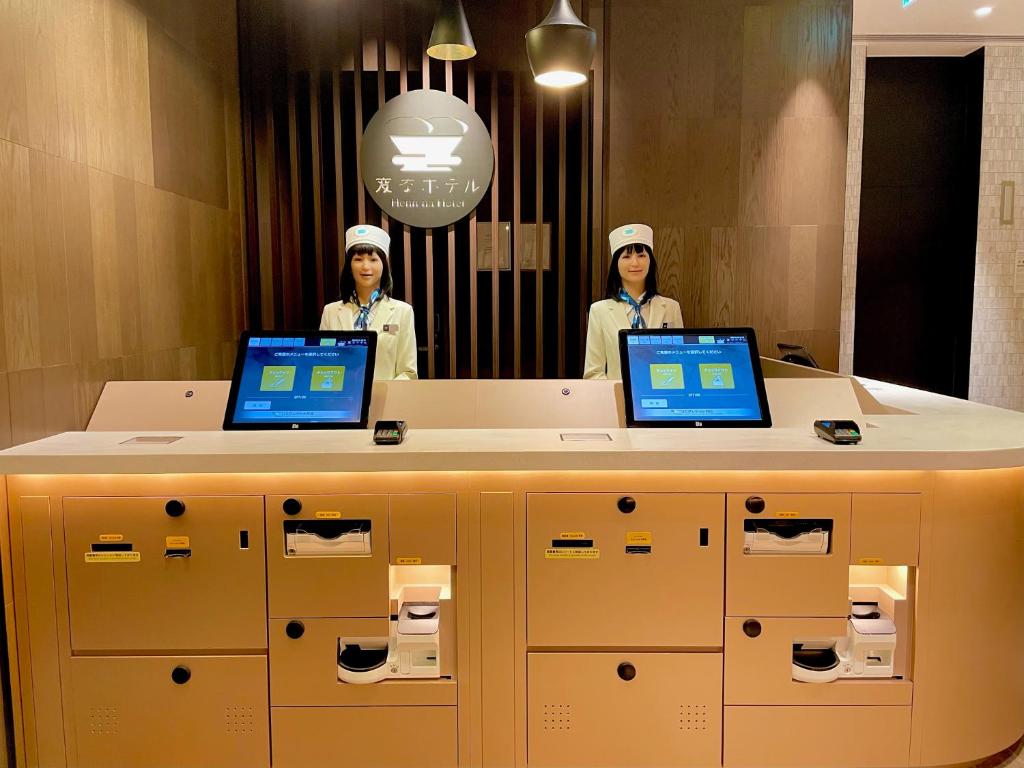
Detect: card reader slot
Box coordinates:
(91, 542, 133, 552)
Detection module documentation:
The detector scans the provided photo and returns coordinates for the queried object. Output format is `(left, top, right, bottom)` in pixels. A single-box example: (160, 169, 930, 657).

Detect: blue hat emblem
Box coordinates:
(357, 227, 368, 235)
(624, 228, 635, 235)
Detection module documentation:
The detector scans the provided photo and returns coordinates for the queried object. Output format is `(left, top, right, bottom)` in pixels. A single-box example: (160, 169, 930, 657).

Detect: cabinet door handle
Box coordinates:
(285, 620, 305, 639)
(744, 496, 766, 514)
(283, 498, 302, 516)
(617, 662, 637, 681)
(742, 619, 762, 638)
(171, 665, 191, 685)
(617, 496, 637, 514)
(165, 499, 186, 517)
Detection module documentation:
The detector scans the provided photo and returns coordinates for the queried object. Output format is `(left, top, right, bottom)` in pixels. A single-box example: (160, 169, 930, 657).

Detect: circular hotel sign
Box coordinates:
(360, 89, 494, 229)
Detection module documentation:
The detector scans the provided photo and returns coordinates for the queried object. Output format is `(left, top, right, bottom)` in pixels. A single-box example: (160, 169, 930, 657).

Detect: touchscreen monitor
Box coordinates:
(224, 332, 376, 429)
(619, 328, 772, 428)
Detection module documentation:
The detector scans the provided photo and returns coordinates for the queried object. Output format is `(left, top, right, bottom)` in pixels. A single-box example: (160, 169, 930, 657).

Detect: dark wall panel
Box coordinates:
(855, 53, 984, 397)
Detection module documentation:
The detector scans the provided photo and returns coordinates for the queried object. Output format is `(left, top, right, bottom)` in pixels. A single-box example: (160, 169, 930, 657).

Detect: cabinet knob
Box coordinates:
(285, 620, 305, 639)
(617, 496, 637, 514)
(283, 498, 302, 516)
(744, 496, 766, 514)
(165, 499, 186, 518)
(171, 665, 191, 685)
(742, 619, 762, 638)
(617, 662, 637, 681)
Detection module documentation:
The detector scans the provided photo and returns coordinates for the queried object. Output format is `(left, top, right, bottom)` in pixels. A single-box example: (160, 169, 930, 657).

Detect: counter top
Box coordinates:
(1, 376, 1023, 474)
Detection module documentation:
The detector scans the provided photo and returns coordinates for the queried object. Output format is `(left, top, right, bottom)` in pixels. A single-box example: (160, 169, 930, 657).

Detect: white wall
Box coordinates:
(969, 46, 1024, 410)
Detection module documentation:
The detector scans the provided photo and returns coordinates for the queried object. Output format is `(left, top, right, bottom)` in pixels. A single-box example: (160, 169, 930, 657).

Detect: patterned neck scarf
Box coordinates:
(352, 289, 382, 330)
(618, 289, 651, 329)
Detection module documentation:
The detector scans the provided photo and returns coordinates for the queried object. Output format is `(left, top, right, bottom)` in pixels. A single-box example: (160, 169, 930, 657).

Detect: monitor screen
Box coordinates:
(619, 328, 772, 428)
(223, 332, 377, 430)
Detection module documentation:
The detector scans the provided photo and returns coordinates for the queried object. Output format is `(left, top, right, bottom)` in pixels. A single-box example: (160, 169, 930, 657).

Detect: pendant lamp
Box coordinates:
(525, 0, 596, 88)
(427, 0, 477, 61)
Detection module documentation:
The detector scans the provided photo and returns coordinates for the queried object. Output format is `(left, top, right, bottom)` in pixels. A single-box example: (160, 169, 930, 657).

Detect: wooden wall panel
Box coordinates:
(608, 0, 852, 371)
(0, 0, 246, 453)
(241, 0, 604, 378)
(148, 23, 228, 208)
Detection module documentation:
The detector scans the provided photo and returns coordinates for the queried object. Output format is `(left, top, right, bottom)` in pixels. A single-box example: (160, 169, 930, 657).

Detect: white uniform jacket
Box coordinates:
(319, 296, 418, 380)
(583, 295, 685, 380)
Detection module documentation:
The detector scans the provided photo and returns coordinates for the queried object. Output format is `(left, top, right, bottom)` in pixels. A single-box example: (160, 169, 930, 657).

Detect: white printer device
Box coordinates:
(337, 586, 442, 684)
(792, 601, 898, 683)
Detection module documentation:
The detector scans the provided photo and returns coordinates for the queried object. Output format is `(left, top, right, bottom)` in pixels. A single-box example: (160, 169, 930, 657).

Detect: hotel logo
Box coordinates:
(361, 90, 494, 228)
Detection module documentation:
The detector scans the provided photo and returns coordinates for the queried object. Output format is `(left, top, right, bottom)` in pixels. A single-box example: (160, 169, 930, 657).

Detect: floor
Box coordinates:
(975, 741, 1024, 768)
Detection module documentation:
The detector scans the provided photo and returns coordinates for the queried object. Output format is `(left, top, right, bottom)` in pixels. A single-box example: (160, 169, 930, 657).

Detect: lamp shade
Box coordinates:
(427, 0, 477, 61)
(525, 0, 596, 88)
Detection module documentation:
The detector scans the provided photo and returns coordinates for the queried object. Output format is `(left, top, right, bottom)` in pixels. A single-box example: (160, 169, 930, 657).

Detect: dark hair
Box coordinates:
(605, 244, 659, 300)
(339, 245, 393, 301)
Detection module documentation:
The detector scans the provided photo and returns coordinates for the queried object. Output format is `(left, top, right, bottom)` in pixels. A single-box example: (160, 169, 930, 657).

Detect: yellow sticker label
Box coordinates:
(85, 552, 141, 564)
(558, 532, 587, 540)
(545, 548, 600, 560)
(396, 557, 423, 565)
(858, 557, 885, 566)
(776, 511, 800, 518)
(315, 510, 342, 519)
(626, 531, 653, 546)
(165, 536, 190, 548)
(98, 534, 124, 542)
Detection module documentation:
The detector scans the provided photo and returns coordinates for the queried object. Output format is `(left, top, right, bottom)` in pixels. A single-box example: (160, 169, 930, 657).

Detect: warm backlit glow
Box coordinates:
(426, 43, 476, 61)
(535, 70, 588, 88)
(975, 6, 993, 16)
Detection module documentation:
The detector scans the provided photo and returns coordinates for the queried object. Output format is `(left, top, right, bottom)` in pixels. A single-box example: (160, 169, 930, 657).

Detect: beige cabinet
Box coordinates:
(390, 494, 456, 565)
(70, 655, 269, 768)
(723, 617, 912, 705)
(527, 493, 724, 647)
(269, 617, 457, 706)
(726, 493, 851, 617)
(267, 494, 389, 618)
(528, 652, 723, 767)
(850, 494, 920, 565)
(64, 496, 266, 651)
(271, 706, 457, 767)
(724, 705, 911, 767)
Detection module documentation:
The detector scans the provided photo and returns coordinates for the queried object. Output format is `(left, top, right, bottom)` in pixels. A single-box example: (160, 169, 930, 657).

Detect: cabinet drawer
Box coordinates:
(528, 652, 722, 767)
(64, 496, 266, 651)
(724, 617, 911, 705)
(70, 655, 269, 768)
(390, 494, 455, 565)
(269, 617, 456, 706)
(724, 705, 910, 767)
(271, 706, 456, 767)
(528, 493, 724, 647)
(851, 494, 920, 565)
(267, 494, 389, 618)
(727, 494, 850, 617)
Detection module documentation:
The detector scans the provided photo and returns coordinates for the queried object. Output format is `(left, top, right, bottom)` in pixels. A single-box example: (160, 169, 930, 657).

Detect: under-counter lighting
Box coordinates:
(975, 6, 993, 16)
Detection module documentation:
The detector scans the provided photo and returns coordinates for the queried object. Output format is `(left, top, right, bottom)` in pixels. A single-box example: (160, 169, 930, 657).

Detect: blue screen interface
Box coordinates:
(230, 336, 370, 425)
(625, 333, 765, 422)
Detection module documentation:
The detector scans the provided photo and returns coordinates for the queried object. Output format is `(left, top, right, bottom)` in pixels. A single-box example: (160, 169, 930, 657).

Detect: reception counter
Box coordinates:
(0, 369, 1022, 768)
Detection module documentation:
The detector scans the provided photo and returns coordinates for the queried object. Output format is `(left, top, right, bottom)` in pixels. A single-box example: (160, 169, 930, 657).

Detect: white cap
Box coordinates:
(345, 224, 390, 256)
(609, 224, 654, 255)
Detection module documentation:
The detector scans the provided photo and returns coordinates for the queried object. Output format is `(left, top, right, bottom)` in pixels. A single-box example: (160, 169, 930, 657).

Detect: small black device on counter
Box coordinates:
(373, 420, 407, 445)
(814, 419, 862, 445)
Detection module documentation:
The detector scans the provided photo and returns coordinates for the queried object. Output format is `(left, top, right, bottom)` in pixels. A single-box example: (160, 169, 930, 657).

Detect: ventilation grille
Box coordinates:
(88, 706, 119, 736)
(541, 703, 572, 731)
(679, 704, 709, 731)
(225, 705, 256, 736)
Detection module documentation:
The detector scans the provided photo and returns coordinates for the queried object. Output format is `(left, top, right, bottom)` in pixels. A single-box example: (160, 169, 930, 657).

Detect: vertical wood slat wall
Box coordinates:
(239, 0, 604, 379)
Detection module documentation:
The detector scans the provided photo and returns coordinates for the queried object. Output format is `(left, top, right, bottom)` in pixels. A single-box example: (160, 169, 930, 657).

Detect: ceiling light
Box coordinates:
(975, 6, 993, 16)
(427, 0, 477, 61)
(526, 0, 596, 89)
